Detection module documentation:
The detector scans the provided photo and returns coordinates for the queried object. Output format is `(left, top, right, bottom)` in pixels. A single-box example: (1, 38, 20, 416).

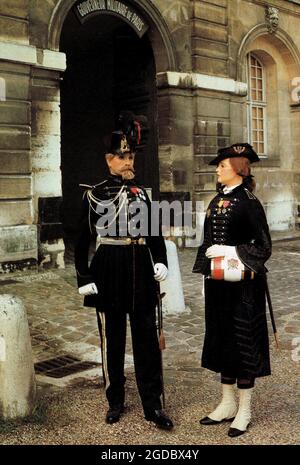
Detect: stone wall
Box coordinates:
(0, 0, 65, 271)
(192, 0, 229, 76)
(187, 0, 300, 231)
(0, 0, 36, 271)
(0, 0, 300, 271)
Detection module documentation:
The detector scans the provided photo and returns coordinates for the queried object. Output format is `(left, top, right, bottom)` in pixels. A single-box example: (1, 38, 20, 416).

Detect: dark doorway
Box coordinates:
(60, 10, 158, 255)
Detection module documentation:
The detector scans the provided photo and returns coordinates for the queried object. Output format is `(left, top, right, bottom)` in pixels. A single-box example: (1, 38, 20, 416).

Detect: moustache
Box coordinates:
(121, 168, 135, 180)
(121, 167, 135, 173)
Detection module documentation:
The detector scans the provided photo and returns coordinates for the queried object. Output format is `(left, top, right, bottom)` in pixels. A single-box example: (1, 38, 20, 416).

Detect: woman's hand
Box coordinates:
(205, 245, 237, 259)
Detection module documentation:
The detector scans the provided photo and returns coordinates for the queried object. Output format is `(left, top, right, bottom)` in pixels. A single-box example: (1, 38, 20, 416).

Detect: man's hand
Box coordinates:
(78, 283, 98, 296)
(205, 244, 237, 259)
(154, 263, 168, 282)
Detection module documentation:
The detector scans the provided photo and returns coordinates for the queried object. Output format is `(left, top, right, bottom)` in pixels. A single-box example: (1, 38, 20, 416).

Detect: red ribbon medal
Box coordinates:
(130, 187, 139, 196)
(223, 200, 231, 208)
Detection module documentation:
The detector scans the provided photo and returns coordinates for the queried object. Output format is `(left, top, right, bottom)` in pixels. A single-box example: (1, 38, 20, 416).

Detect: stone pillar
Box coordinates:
(0, 1, 67, 272)
(157, 76, 194, 195)
(191, 0, 229, 76)
(157, 73, 194, 246)
(291, 105, 300, 229)
(0, 55, 37, 272)
(31, 68, 62, 205)
(0, 294, 36, 419)
(31, 58, 66, 268)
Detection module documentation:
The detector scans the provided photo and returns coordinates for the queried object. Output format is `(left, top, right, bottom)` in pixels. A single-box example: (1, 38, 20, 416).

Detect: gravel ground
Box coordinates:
(1, 347, 299, 446)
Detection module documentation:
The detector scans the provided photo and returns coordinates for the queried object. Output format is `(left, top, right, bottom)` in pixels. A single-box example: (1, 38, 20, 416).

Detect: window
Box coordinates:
(247, 53, 267, 156)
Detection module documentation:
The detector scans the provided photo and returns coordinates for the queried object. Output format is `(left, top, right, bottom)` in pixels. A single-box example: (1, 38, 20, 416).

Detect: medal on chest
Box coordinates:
(130, 187, 146, 201)
(217, 199, 231, 214)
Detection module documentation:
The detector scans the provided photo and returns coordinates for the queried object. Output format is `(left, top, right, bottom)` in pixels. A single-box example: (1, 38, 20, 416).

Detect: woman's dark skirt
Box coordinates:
(202, 276, 271, 379)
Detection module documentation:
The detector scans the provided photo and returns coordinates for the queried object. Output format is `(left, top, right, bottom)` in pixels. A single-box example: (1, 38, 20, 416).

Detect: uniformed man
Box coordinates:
(74, 111, 173, 430)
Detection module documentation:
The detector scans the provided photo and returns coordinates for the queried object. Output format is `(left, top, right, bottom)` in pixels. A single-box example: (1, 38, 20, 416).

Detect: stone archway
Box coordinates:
(236, 24, 300, 83)
(50, 0, 178, 254)
(48, 0, 178, 72)
(237, 25, 300, 167)
(236, 24, 300, 231)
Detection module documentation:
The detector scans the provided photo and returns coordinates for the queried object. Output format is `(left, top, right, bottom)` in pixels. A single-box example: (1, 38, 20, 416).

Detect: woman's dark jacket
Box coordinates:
(193, 183, 272, 379)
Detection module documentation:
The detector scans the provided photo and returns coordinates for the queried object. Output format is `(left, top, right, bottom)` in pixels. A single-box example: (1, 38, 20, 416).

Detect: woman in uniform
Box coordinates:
(193, 143, 272, 437)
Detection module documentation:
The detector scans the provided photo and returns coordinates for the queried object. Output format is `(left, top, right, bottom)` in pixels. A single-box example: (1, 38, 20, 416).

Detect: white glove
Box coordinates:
(205, 245, 237, 259)
(153, 263, 168, 282)
(78, 283, 98, 296)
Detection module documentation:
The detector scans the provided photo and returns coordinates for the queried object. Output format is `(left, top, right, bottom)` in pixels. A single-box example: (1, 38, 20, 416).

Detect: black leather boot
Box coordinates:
(144, 409, 174, 430)
(228, 426, 248, 437)
(105, 405, 124, 424)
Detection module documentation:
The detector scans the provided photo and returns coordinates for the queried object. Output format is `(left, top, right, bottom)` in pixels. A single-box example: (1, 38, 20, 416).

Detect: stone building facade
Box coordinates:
(0, 0, 300, 271)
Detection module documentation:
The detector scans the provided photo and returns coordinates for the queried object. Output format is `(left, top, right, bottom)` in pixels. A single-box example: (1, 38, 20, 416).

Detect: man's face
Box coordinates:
(106, 152, 135, 180)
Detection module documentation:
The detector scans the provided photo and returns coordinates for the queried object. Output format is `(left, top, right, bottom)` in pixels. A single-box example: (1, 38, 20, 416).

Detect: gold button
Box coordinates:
(126, 238, 131, 244)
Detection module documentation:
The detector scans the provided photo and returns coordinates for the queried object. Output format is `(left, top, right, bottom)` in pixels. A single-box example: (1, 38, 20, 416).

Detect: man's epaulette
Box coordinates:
(79, 180, 108, 199)
(79, 183, 93, 200)
(79, 180, 107, 191)
(79, 183, 93, 190)
(93, 179, 108, 188)
(244, 188, 257, 200)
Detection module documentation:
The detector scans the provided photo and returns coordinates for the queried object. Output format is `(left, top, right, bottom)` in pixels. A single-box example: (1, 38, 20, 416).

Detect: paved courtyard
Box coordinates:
(0, 236, 299, 445)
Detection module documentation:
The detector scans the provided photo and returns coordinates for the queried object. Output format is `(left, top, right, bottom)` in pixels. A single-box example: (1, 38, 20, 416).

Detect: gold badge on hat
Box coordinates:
(233, 146, 246, 154)
(120, 135, 130, 154)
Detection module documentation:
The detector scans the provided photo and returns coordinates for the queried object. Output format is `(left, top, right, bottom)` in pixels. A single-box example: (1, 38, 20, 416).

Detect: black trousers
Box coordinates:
(96, 306, 163, 414)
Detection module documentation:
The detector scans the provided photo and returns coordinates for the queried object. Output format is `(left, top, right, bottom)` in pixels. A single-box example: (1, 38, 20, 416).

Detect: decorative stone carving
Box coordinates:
(265, 6, 279, 34)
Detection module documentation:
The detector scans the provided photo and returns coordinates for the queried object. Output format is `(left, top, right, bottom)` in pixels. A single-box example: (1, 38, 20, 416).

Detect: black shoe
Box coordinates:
(200, 416, 235, 425)
(145, 409, 174, 430)
(228, 425, 249, 437)
(105, 405, 124, 425)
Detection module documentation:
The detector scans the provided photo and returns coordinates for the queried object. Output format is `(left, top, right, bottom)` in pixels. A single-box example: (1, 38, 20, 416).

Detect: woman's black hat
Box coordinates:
(209, 143, 260, 165)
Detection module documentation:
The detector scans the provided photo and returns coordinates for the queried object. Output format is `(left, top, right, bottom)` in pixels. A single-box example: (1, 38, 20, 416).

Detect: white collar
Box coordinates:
(223, 183, 242, 194)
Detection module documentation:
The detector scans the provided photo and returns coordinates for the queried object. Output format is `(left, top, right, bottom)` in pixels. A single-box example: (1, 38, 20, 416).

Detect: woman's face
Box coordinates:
(216, 158, 242, 186)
